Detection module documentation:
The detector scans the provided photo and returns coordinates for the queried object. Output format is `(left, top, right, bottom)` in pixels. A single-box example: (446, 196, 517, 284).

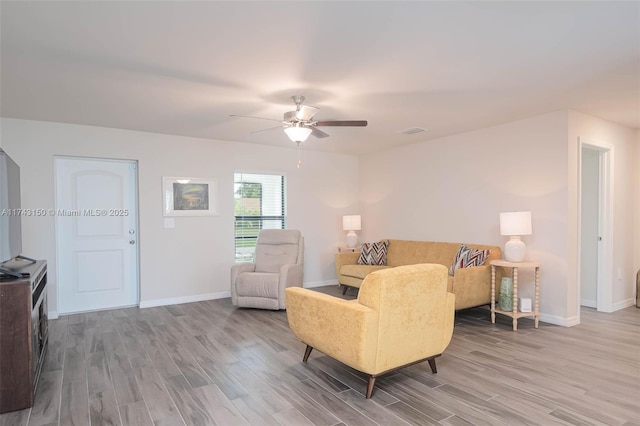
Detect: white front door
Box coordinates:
(55, 157, 138, 314)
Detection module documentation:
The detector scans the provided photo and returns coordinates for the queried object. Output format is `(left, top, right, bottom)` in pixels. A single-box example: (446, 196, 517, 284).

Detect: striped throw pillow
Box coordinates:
(449, 244, 491, 276)
(358, 240, 390, 265)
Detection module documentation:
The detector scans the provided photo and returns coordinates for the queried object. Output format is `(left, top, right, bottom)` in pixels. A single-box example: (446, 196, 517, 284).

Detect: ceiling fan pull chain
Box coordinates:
(297, 141, 302, 169)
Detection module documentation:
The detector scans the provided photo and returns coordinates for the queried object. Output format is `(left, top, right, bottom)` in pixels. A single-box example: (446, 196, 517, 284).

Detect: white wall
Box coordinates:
(1, 118, 359, 315)
(636, 129, 640, 304)
(3, 112, 636, 323)
(568, 111, 638, 315)
(359, 111, 571, 324)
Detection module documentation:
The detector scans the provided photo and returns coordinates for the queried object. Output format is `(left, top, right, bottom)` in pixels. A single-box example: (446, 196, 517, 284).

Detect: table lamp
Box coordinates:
(343, 215, 361, 248)
(499, 211, 532, 262)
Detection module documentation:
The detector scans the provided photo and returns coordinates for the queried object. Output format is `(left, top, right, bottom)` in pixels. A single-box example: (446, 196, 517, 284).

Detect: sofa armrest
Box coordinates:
(452, 264, 500, 309)
(453, 263, 490, 283)
(335, 252, 361, 278)
(285, 287, 379, 373)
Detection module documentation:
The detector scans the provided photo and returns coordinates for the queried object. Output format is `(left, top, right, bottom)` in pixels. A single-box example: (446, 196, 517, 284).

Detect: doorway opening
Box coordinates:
(578, 138, 614, 315)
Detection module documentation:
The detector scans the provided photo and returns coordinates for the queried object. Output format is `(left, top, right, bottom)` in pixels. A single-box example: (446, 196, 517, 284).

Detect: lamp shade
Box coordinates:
(499, 211, 532, 236)
(284, 126, 312, 142)
(342, 215, 361, 231)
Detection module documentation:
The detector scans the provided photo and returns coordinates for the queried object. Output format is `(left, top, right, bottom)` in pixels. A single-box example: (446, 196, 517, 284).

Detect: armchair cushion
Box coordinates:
(256, 229, 301, 245)
(255, 245, 298, 273)
(235, 272, 279, 298)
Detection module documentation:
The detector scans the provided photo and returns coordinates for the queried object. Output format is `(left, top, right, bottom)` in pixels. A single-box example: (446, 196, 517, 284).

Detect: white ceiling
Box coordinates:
(1, 1, 638, 155)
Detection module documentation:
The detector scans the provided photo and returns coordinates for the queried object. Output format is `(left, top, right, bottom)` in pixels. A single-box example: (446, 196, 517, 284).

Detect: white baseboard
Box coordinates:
(539, 313, 580, 327)
(139, 291, 231, 309)
(303, 279, 339, 289)
(612, 298, 635, 311)
(48, 311, 59, 320)
(531, 301, 635, 327)
(138, 281, 341, 309)
(139, 281, 339, 309)
(580, 298, 597, 308)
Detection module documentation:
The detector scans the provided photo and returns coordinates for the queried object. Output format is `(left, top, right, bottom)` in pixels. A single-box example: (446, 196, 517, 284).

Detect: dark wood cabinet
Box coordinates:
(0, 260, 48, 413)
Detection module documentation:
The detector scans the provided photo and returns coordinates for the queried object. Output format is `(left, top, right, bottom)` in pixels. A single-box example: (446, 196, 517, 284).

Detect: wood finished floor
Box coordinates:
(1, 285, 639, 426)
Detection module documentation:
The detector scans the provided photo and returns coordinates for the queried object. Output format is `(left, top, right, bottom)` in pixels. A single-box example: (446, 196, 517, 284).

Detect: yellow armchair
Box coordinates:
(285, 263, 455, 399)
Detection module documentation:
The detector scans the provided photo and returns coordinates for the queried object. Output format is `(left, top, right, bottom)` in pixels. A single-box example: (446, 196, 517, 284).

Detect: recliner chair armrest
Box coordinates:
(278, 263, 304, 309)
(280, 263, 303, 286)
(230, 262, 256, 305)
(285, 288, 379, 373)
(231, 262, 256, 277)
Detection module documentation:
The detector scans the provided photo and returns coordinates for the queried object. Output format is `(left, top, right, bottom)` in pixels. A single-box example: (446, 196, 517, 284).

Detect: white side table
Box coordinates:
(337, 245, 361, 253)
(490, 259, 541, 331)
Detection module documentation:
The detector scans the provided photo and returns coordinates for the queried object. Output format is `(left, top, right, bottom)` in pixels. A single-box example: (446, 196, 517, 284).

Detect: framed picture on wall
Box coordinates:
(162, 177, 218, 216)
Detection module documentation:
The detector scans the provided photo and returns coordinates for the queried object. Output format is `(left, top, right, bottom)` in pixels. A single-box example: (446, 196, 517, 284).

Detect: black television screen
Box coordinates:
(0, 149, 22, 264)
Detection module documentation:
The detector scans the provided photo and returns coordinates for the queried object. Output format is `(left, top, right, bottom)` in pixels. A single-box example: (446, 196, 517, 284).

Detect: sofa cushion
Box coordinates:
(449, 244, 492, 275)
(341, 264, 390, 279)
(386, 240, 462, 267)
(358, 240, 390, 265)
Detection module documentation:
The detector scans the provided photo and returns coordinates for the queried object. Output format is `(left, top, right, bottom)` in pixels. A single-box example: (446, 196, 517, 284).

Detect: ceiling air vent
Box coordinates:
(398, 127, 427, 135)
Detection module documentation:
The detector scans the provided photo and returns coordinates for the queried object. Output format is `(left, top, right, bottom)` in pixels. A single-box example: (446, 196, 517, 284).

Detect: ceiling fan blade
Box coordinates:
(295, 105, 319, 121)
(230, 114, 282, 123)
(250, 125, 284, 135)
(315, 120, 368, 127)
(310, 127, 330, 138)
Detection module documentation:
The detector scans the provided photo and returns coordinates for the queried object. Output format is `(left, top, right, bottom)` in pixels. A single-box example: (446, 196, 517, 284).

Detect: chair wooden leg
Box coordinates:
(303, 345, 313, 362)
(366, 376, 376, 399)
(427, 357, 437, 374)
(342, 285, 349, 295)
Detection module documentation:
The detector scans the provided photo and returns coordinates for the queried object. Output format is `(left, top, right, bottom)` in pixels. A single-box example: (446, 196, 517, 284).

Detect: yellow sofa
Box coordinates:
(286, 264, 454, 399)
(336, 239, 501, 310)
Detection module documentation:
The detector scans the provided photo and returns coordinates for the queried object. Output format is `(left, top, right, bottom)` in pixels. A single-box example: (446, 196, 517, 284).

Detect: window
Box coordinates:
(234, 172, 286, 262)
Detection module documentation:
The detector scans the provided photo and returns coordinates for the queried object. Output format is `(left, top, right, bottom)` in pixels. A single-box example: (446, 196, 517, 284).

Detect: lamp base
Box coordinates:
(504, 236, 526, 262)
(345, 231, 358, 248)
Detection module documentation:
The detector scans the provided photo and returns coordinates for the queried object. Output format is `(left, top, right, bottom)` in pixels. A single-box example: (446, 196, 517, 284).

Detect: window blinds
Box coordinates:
(234, 172, 286, 262)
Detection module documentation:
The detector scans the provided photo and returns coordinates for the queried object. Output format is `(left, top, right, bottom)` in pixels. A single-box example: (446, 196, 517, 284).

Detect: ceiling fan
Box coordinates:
(231, 95, 368, 143)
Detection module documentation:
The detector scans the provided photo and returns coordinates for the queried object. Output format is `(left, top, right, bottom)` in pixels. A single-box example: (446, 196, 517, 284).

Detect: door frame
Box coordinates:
(54, 155, 140, 314)
(577, 137, 614, 315)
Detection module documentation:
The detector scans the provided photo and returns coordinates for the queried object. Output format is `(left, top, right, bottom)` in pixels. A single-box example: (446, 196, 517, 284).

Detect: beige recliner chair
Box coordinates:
(231, 229, 304, 310)
(286, 263, 455, 398)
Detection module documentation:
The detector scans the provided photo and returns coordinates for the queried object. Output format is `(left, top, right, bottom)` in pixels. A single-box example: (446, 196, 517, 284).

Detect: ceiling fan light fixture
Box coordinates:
(284, 125, 312, 142)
